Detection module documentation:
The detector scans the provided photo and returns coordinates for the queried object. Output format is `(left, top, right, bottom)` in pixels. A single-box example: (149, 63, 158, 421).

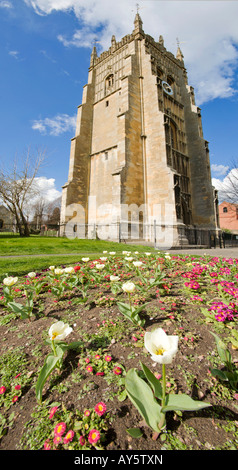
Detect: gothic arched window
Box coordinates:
(170, 121, 177, 150)
(105, 74, 114, 94)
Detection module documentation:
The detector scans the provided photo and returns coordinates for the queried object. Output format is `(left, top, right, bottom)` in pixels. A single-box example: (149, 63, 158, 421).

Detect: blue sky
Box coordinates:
(0, 0, 238, 204)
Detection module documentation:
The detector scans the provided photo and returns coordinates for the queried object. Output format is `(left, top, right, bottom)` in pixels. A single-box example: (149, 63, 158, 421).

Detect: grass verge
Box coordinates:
(0, 235, 153, 257)
(0, 235, 155, 280)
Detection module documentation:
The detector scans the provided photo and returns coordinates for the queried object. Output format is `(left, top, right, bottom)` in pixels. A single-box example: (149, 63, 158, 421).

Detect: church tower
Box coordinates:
(60, 14, 216, 246)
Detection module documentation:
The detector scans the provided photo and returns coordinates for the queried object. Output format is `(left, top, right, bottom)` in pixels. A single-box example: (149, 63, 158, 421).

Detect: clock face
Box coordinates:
(162, 81, 173, 95)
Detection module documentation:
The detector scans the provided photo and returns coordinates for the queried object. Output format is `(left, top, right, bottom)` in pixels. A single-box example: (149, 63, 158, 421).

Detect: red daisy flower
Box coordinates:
(113, 366, 122, 375)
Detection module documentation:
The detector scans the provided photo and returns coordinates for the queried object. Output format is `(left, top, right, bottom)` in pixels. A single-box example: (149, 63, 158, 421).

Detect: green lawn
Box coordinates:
(0, 234, 155, 281)
(0, 234, 129, 256)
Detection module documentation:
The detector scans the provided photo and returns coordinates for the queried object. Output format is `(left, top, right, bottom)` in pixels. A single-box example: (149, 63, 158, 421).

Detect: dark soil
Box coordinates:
(0, 252, 237, 457)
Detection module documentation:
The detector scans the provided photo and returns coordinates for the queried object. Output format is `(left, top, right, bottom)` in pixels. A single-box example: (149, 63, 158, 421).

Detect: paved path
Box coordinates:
(0, 247, 238, 259)
(165, 247, 238, 258)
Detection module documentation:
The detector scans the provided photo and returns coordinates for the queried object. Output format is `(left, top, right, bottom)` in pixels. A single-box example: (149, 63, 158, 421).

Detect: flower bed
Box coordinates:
(0, 250, 237, 451)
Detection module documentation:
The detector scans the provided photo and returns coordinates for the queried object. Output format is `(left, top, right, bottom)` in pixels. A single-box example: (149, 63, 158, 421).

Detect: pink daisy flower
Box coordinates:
(63, 430, 75, 444)
(54, 422, 67, 437)
(104, 355, 112, 362)
(12, 395, 19, 403)
(0, 386, 6, 394)
(94, 402, 107, 416)
(49, 406, 58, 419)
(53, 435, 62, 446)
(79, 435, 86, 446)
(84, 409, 91, 417)
(88, 429, 100, 444)
(43, 439, 51, 450)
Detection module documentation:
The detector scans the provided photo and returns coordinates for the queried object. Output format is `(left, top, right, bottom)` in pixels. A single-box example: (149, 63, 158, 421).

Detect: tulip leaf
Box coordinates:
(117, 302, 148, 327)
(67, 340, 84, 351)
(140, 362, 163, 399)
(125, 368, 164, 433)
(131, 302, 150, 315)
(161, 393, 211, 413)
(36, 352, 64, 403)
(126, 428, 143, 438)
(211, 368, 228, 381)
(210, 331, 232, 364)
(7, 301, 30, 319)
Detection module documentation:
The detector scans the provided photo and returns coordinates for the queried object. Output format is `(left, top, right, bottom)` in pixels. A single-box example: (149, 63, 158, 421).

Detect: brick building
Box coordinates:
(219, 201, 238, 234)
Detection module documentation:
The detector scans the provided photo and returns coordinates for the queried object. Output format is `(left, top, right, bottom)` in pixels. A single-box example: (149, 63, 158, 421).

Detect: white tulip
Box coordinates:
(49, 266, 55, 271)
(48, 321, 73, 342)
(110, 275, 120, 282)
(100, 257, 107, 261)
(109, 252, 116, 255)
(125, 257, 133, 262)
(145, 252, 152, 256)
(133, 261, 143, 267)
(122, 281, 136, 294)
(82, 258, 89, 262)
(103, 251, 108, 254)
(28, 272, 36, 278)
(96, 264, 105, 270)
(144, 328, 178, 364)
(3, 276, 18, 286)
(54, 268, 64, 275)
(64, 267, 75, 274)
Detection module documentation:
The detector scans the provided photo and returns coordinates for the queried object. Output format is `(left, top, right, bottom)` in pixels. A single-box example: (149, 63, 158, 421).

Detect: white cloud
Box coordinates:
(58, 26, 99, 49)
(24, 1, 238, 105)
(8, 50, 20, 59)
(213, 168, 238, 203)
(211, 164, 229, 177)
(25, 176, 61, 220)
(0, 1, 13, 8)
(32, 113, 77, 136)
(34, 176, 61, 202)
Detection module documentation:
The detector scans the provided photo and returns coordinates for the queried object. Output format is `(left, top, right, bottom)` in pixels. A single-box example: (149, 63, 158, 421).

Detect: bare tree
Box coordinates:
(217, 159, 238, 204)
(0, 147, 46, 236)
(32, 197, 47, 229)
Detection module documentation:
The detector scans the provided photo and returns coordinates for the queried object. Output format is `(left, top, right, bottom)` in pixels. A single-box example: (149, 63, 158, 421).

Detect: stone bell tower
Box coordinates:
(60, 13, 216, 245)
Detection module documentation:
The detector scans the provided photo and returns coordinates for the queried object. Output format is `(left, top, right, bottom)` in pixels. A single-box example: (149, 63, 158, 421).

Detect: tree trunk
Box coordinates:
(18, 207, 30, 237)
